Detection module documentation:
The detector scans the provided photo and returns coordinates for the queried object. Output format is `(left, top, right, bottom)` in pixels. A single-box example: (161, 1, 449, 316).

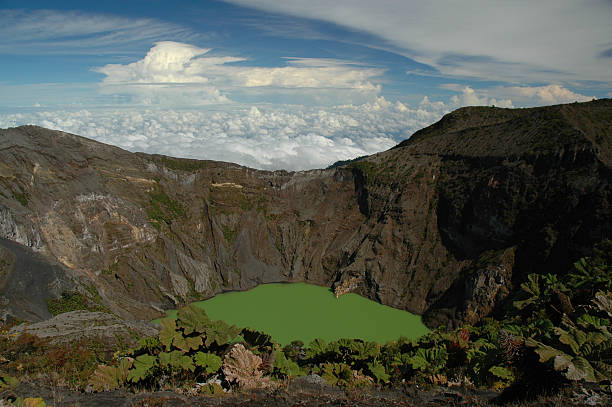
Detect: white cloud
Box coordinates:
(93, 42, 241, 105)
(439, 83, 594, 108)
(94, 42, 244, 84)
(433, 85, 514, 108)
(449, 86, 514, 108)
(497, 85, 595, 105)
(222, 0, 612, 85)
(236, 58, 382, 90)
(0, 98, 446, 171)
(92, 42, 384, 106)
(0, 10, 195, 54)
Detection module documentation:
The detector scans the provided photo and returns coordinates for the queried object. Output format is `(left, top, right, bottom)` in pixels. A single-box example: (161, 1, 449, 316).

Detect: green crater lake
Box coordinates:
(160, 283, 429, 345)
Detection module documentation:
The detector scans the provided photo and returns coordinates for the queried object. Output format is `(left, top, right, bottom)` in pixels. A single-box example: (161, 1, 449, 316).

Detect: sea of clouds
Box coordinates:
(0, 97, 453, 171)
(1, 82, 594, 172)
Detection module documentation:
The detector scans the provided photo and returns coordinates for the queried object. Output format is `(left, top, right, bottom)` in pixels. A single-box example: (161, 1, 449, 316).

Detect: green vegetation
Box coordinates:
(100, 261, 119, 276)
(158, 283, 429, 345)
(0, 258, 10, 278)
(0, 372, 18, 391)
(90, 305, 413, 391)
(326, 155, 368, 169)
(239, 194, 252, 211)
(221, 224, 239, 246)
(13, 192, 28, 207)
(348, 157, 408, 187)
(147, 191, 184, 229)
(46, 290, 108, 316)
(0, 181, 29, 207)
(90, 305, 243, 391)
(255, 196, 269, 217)
(348, 160, 379, 185)
(46, 292, 89, 316)
(154, 155, 207, 173)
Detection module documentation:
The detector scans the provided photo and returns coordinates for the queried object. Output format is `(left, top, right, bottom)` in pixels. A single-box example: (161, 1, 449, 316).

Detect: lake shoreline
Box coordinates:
(158, 282, 429, 345)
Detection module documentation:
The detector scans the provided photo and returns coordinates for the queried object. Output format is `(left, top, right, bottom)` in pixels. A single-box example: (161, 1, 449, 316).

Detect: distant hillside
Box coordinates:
(0, 99, 610, 327)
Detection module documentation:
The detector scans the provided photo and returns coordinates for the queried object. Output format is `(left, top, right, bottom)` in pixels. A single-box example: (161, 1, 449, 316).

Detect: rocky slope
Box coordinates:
(0, 99, 610, 326)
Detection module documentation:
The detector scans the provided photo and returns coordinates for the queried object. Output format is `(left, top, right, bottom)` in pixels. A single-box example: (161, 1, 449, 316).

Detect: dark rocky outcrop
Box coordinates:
(0, 238, 77, 322)
(0, 99, 610, 327)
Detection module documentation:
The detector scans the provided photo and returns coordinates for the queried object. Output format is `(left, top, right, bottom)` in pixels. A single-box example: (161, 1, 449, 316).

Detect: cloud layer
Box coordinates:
(0, 81, 596, 171)
(0, 98, 447, 171)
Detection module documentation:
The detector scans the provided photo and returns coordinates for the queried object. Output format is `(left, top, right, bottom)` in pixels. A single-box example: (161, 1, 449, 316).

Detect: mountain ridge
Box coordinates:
(0, 99, 610, 327)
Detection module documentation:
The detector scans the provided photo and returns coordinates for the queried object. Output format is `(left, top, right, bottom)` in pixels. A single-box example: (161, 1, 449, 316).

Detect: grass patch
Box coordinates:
(349, 160, 379, 185)
(222, 224, 239, 246)
(46, 292, 89, 315)
(348, 159, 398, 186)
(101, 261, 119, 276)
(46, 290, 108, 316)
(0, 258, 10, 278)
(153, 155, 207, 173)
(14, 192, 28, 207)
(147, 191, 184, 229)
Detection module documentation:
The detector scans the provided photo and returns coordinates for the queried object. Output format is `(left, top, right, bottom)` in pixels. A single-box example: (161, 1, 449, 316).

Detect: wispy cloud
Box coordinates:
(0, 9, 197, 55)
(221, 0, 612, 85)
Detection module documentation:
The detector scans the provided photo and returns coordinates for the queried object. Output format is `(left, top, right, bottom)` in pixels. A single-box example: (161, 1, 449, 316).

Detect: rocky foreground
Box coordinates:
(3, 377, 608, 407)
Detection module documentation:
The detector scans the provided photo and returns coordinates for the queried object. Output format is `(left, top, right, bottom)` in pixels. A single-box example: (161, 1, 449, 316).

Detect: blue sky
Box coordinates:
(1, 1, 611, 170)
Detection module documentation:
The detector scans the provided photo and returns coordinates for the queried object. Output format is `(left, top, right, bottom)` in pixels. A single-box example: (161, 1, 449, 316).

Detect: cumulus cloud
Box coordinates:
(92, 42, 384, 106)
(93, 42, 243, 105)
(443, 86, 514, 108)
(222, 0, 612, 84)
(94, 42, 244, 85)
(0, 98, 445, 171)
(496, 85, 595, 105)
(439, 84, 594, 108)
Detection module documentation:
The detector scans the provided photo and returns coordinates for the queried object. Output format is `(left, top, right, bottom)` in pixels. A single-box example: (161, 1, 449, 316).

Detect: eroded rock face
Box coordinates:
(0, 99, 610, 327)
(424, 247, 516, 328)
